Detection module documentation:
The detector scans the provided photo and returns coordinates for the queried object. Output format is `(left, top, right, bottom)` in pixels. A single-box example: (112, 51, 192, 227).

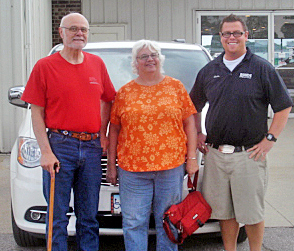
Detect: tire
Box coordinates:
(11, 204, 45, 247)
(237, 226, 247, 243)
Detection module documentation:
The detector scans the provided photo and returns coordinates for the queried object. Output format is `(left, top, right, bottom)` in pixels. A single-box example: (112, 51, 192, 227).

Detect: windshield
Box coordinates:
(84, 48, 210, 92)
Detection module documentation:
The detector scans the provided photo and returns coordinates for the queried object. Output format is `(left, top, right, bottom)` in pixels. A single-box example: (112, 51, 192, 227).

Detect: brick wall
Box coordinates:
(52, 0, 82, 46)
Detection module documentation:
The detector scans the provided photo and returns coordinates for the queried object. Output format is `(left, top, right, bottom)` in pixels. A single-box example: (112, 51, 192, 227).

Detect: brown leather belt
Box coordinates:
(50, 129, 99, 141)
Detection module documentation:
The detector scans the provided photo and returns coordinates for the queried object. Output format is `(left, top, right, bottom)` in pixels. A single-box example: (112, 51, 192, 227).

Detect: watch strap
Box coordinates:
(265, 133, 277, 142)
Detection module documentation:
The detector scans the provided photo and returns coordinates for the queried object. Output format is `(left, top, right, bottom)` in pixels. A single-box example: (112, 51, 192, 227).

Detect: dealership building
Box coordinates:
(1, 0, 294, 152)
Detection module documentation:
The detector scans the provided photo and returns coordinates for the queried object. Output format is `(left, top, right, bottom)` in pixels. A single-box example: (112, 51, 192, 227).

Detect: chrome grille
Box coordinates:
(101, 155, 118, 186)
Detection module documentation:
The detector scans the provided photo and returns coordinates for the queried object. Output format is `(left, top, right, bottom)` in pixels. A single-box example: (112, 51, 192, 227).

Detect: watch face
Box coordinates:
(267, 134, 273, 140)
(266, 133, 277, 142)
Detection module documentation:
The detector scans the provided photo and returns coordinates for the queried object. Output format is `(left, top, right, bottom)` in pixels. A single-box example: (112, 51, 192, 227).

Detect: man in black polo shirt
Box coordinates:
(190, 14, 293, 251)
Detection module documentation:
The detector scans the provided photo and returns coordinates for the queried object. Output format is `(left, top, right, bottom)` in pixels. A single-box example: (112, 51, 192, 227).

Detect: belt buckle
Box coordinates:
(218, 145, 235, 154)
(79, 132, 88, 141)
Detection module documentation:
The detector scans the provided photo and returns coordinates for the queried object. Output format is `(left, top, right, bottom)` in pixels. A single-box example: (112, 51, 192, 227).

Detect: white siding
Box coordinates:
(82, 0, 294, 43)
(2, 0, 294, 152)
(214, 0, 227, 10)
(131, 0, 145, 39)
(145, 0, 159, 39)
(281, 0, 294, 8)
(171, 1, 186, 40)
(0, 0, 52, 152)
(158, 0, 172, 41)
(266, 0, 280, 9)
(118, 0, 132, 27)
(0, 1, 22, 152)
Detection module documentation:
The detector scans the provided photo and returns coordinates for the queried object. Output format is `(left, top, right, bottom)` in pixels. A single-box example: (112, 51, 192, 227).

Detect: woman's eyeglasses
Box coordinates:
(137, 53, 159, 61)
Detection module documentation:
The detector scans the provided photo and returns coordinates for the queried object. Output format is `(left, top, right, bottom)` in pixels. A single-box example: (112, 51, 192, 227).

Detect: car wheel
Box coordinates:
(11, 204, 45, 247)
(237, 226, 247, 243)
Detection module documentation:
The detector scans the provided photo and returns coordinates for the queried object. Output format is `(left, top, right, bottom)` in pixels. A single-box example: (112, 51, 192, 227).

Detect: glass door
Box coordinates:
(195, 11, 270, 61)
(273, 14, 294, 68)
(274, 14, 294, 115)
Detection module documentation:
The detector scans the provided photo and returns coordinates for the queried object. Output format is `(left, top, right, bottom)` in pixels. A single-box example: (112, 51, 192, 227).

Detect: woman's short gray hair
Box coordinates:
(131, 40, 165, 75)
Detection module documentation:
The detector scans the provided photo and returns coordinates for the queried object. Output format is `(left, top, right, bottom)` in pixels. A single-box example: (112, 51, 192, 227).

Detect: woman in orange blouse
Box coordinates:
(107, 40, 198, 251)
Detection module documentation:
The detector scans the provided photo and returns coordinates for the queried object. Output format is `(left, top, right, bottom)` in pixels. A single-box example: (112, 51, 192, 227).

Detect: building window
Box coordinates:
(196, 12, 269, 61)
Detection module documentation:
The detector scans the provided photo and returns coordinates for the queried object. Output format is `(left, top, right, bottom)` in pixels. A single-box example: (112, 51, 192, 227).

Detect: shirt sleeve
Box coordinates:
(100, 61, 116, 103)
(177, 81, 197, 120)
(189, 67, 207, 113)
(110, 89, 123, 125)
(263, 65, 294, 112)
(21, 60, 46, 107)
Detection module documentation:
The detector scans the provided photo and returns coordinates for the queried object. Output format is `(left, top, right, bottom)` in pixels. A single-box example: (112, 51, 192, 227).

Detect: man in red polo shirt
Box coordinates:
(21, 13, 116, 251)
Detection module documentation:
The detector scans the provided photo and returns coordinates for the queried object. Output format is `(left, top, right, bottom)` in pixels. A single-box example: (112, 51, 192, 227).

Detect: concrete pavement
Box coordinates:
(0, 154, 11, 234)
(264, 118, 294, 228)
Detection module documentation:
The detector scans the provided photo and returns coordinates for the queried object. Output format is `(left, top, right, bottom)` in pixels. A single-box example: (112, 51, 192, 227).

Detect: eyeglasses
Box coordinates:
(61, 26, 89, 34)
(137, 53, 159, 61)
(221, 31, 245, 38)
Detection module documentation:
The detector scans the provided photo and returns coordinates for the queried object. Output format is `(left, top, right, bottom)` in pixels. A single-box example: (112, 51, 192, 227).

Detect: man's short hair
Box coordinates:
(60, 12, 89, 28)
(219, 14, 248, 32)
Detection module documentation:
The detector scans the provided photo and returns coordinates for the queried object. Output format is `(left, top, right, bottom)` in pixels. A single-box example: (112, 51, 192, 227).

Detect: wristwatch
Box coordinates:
(265, 133, 277, 142)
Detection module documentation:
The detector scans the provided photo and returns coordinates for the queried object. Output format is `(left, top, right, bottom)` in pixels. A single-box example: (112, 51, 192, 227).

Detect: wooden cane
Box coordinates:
(47, 164, 57, 251)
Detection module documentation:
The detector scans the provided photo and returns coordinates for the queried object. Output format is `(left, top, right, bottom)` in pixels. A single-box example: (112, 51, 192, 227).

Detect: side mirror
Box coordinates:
(8, 86, 28, 108)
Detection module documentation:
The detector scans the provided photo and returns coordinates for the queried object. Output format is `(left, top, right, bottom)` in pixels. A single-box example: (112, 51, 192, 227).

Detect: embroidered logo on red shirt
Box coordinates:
(89, 77, 99, 85)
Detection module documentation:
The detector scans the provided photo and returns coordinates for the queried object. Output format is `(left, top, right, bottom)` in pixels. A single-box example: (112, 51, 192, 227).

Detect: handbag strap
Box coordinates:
(163, 215, 184, 244)
(187, 171, 199, 191)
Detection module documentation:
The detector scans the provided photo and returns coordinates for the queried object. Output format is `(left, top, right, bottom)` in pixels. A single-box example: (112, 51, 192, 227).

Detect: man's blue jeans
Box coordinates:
(118, 164, 184, 251)
(43, 131, 103, 251)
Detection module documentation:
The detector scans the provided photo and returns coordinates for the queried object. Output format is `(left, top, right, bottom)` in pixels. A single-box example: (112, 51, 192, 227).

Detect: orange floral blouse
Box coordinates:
(110, 76, 197, 172)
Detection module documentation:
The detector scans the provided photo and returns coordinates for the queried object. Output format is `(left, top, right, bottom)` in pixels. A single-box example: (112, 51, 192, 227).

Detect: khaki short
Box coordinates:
(202, 146, 268, 225)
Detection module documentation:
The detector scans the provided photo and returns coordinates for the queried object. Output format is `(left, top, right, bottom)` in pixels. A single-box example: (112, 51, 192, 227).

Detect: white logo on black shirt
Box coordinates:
(213, 75, 220, 78)
(239, 73, 252, 79)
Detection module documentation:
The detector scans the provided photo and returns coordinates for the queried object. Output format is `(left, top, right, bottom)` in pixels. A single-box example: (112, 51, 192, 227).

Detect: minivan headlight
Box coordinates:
(17, 137, 41, 168)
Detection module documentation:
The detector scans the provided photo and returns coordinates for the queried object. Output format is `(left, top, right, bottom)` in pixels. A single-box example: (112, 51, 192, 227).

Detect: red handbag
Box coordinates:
(163, 172, 212, 244)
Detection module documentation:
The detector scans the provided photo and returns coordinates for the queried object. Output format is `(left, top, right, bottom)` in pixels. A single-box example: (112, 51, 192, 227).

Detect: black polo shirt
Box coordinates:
(190, 48, 293, 147)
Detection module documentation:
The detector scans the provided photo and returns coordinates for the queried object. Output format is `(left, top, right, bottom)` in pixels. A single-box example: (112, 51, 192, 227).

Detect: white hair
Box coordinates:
(60, 12, 89, 28)
(131, 40, 165, 75)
